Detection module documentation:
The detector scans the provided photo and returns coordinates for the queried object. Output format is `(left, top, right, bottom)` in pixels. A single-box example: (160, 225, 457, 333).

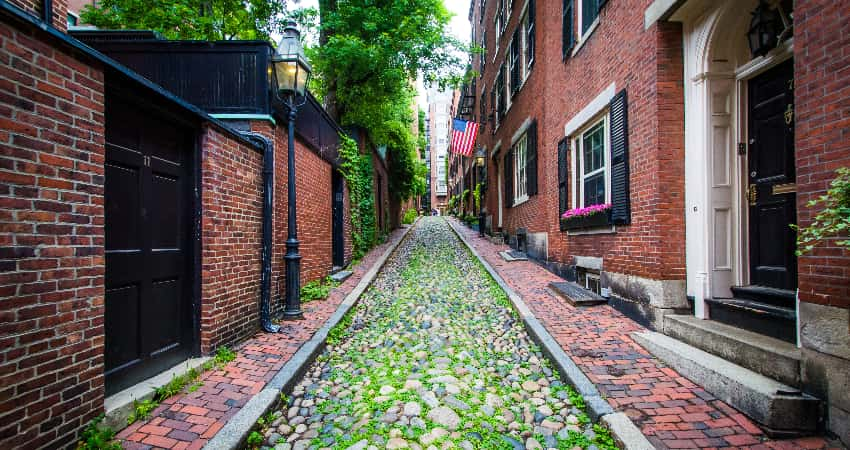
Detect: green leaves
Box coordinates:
(794, 167, 850, 255)
(80, 0, 287, 41)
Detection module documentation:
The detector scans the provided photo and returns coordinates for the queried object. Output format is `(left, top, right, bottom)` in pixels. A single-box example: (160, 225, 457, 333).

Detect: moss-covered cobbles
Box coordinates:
(254, 218, 616, 450)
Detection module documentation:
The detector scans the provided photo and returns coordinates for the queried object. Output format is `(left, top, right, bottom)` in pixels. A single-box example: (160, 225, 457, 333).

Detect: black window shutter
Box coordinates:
(504, 149, 514, 208)
(510, 31, 520, 95)
(557, 138, 569, 216)
(562, 0, 574, 61)
(527, 0, 535, 68)
(609, 89, 630, 225)
(526, 120, 538, 196)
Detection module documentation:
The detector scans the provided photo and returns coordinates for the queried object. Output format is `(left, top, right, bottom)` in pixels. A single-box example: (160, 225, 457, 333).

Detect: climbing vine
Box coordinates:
(338, 134, 377, 259)
(793, 167, 850, 254)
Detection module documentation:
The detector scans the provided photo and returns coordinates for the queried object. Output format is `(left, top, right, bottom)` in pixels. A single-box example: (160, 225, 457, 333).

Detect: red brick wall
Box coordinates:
(476, 0, 685, 281)
(199, 125, 263, 353)
(794, 0, 850, 308)
(0, 20, 105, 449)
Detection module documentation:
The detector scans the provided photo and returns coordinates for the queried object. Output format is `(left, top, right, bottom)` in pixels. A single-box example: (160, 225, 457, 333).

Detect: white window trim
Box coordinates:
(513, 133, 529, 206)
(570, 114, 611, 210)
(564, 82, 615, 137)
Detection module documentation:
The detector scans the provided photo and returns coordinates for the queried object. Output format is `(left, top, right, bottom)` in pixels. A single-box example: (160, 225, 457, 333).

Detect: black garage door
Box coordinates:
(104, 95, 195, 395)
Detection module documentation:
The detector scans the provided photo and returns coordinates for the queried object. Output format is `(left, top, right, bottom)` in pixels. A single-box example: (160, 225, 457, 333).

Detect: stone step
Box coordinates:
(663, 315, 801, 387)
(706, 297, 796, 343)
(631, 330, 820, 436)
(730, 285, 796, 308)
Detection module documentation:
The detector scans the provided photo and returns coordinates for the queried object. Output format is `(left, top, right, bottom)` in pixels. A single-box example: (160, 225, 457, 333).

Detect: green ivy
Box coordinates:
(793, 167, 850, 255)
(338, 134, 378, 259)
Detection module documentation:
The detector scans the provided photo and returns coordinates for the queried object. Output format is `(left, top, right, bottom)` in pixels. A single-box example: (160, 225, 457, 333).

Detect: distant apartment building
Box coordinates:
(427, 87, 453, 213)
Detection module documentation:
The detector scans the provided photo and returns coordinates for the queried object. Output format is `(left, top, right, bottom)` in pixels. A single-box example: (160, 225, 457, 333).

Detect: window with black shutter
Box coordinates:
(510, 31, 520, 96)
(489, 88, 496, 131)
(526, 0, 535, 69)
(562, 0, 574, 60)
(557, 138, 569, 217)
(609, 89, 630, 224)
(504, 149, 513, 208)
(526, 120, 538, 196)
(496, 65, 506, 124)
(558, 138, 570, 217)
(481, 32, 487, 75)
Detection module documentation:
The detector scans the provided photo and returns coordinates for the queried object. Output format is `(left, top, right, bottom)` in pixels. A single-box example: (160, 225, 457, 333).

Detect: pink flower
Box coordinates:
(561, 203, 611, 219)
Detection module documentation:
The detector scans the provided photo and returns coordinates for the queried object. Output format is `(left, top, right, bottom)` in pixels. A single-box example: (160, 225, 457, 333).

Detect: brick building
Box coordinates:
(0, 0, 375, 446)
(467, 0, 849, 443)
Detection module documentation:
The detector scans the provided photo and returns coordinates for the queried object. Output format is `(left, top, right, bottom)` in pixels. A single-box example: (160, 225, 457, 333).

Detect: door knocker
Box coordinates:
(784, 104, 794, 125)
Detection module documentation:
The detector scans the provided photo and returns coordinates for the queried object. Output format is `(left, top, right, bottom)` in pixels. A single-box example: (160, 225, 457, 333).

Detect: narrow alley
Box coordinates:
(260, 218, 613, 449)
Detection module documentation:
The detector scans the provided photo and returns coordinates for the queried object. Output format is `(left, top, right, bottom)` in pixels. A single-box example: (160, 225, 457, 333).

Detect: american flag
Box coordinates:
(450, 119, 479, 157)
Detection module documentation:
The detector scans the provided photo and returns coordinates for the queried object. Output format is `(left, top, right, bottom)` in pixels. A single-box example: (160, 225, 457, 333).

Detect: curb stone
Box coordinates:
(204, 220, 418, 450)
(447, 219, 656, 450)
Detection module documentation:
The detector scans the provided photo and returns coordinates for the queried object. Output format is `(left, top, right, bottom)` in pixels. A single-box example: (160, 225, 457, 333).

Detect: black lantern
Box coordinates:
(271, 20, 313, 321)
(272, 21, 313, 98)
(747, 1, 781, 58)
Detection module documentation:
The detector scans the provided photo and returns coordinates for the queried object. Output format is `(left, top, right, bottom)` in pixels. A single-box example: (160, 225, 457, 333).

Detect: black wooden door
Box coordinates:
(104, 97, 195, 395)
(332, 171, 345, 267)
(747, 59, 797, 292)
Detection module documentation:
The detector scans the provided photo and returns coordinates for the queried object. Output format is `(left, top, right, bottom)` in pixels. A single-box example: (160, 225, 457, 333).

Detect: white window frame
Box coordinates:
(573, 0, 600, 56)
(570, 114, 611, 209)
(513, 133, 529, 205)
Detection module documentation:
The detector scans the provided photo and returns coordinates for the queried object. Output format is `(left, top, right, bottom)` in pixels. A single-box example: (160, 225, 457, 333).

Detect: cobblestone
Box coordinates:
(260, 218, 615, 449)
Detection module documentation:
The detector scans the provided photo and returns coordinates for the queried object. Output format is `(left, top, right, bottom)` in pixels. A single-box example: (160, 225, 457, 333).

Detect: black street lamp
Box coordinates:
(272, 20, 312, 320)
(747, 1, 781, 58)
(475, 147, 486, 237)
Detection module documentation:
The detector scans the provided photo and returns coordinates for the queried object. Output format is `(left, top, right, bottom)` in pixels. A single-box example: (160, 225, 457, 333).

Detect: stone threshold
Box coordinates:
(447, 219, 655, 450)
(104, 356, 211, 432)
(204, 220, 418, 450)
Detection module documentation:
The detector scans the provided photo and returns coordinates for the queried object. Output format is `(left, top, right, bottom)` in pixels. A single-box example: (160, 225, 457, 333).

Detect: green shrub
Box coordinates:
(77, 415, 120, 450)
(301, 277, 339, 302)
(402, 208, 418, 224)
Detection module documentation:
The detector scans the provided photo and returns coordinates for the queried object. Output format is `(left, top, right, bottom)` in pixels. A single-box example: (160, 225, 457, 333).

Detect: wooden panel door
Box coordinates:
(332, 171, 345, 268)
(104, 97, 195, 395)
(747, 59, 797, 292)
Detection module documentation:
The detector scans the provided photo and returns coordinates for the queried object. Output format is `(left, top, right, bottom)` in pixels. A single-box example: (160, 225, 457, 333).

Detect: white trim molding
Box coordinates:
(564, 82, 616, 137)
(511, 117, 533, 146)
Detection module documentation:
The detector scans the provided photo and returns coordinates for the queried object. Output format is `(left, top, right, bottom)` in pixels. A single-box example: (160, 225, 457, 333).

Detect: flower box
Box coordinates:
(560, 205, 612, 231)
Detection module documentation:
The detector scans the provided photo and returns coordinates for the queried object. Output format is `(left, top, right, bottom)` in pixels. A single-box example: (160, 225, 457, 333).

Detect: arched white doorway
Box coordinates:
(675, 0, 796, 339)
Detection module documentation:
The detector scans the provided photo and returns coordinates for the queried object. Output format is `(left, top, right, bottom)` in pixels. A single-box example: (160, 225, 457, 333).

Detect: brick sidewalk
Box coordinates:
(116, 227, 408, 450)
(449, 219, 839, 450)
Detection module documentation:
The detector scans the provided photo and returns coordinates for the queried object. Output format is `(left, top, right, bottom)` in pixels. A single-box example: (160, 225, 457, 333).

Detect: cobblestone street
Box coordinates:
(260, 218, 615, 449)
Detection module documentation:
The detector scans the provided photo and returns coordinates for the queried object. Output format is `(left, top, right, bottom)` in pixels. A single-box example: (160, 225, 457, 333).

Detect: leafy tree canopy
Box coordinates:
(296, 0, 466, 201)
(80, 0, 287, 41)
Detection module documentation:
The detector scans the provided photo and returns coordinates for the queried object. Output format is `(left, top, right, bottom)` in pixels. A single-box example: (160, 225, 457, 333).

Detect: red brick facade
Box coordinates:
(794, 0, 850, 309)
(0, 21, 106, 449)
(472, 0, 686, 291)
(199, 125, 264, 354)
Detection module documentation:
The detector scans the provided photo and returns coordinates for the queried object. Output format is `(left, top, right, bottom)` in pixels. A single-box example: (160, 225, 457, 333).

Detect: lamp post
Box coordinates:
(271, 20, 312, 321)
(475, 148, 486, 237)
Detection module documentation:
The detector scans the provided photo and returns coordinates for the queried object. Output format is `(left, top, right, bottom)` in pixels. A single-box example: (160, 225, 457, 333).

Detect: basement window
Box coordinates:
(577, 268, 601, 295)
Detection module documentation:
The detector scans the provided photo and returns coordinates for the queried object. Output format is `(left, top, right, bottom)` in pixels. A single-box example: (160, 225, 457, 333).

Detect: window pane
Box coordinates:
(582, 0, 598, 34)
(583, 172, 605, 206)
(582, 122, 605, 174)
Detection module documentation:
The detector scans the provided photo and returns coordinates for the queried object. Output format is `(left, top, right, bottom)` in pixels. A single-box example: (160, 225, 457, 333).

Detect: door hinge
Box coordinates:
(738, 142, 747, 155)
(144, 156, 151, 167)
